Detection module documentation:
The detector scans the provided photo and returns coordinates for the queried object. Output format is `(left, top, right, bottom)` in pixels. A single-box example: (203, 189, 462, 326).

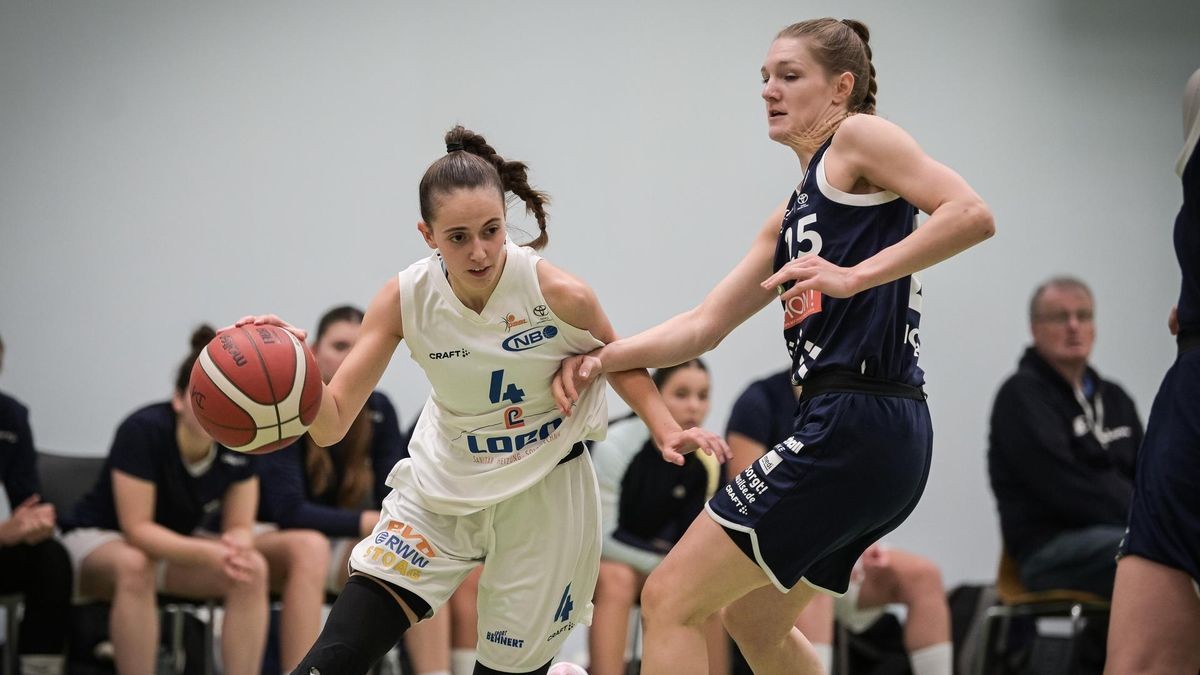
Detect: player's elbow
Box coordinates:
(308, 425, 348, 448)
(963, 198, 995, 243)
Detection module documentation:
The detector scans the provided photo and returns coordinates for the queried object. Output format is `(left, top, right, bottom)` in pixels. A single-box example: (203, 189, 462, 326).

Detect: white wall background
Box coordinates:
(2, 0, 1198, 587)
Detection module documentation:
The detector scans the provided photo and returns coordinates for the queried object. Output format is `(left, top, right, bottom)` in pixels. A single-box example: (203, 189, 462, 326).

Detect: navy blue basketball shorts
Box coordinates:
(707, 390, 932, 595)
(1120, 348, 1200, 587)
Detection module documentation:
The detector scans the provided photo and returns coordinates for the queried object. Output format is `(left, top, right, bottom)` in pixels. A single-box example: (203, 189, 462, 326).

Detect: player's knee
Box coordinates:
(292, 575, 415, 675)
(596, 561, 639, 603)
(721, 603, 754, 642)
(897, 557, 943, 603)
(112, 545, 156, 595)
(286, 530, 332, 581)
(641, 569, 702, 628)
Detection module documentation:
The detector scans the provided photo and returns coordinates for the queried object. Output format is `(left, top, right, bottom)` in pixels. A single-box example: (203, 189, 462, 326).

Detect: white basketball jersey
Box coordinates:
(389, 240, 609, 515)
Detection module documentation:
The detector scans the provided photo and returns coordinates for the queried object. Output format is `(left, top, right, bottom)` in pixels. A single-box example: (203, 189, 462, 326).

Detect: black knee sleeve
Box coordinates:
(291, 575, 414, 675)
(473, 660, 551, 675)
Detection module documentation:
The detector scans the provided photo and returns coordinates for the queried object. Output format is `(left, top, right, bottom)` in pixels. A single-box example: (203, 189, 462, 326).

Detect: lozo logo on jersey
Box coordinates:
(797, 192, 809, 208)
(467, 417, 563, 454)
(502, 325, 559, 352)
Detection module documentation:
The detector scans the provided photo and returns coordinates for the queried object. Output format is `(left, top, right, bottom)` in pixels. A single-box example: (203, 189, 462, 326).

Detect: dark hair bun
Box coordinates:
(190, 324, 217, 351)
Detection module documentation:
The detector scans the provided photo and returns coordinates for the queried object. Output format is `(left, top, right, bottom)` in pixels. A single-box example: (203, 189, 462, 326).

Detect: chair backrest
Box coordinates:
(37, 451, 105, 515)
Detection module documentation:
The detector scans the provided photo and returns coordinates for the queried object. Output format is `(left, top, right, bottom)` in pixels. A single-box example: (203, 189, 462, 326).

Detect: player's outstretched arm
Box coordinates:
(552, 202, 785, 410)
(764, 115, 994, 302)
(539, 261, 731, 465)
(235, 277, 404, 447)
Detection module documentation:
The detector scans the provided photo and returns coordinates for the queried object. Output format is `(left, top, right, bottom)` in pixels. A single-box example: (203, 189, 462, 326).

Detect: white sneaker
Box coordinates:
(547, 662, 588, 675)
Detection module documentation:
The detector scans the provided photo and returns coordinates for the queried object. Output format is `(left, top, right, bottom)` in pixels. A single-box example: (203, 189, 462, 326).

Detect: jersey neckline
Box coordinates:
(429, 239, 520, 325)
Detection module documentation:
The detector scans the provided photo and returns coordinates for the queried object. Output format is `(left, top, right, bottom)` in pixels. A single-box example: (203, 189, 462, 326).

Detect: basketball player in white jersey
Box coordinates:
(237, 125, 729, 675)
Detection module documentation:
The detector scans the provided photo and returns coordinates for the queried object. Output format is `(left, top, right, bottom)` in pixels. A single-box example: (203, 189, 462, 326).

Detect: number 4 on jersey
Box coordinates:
(489, 370, 526, 405)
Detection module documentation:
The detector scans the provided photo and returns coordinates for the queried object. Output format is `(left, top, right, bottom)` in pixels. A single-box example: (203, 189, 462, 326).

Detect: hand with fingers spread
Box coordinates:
(225, 314, 309, 342)
(552, 351, 603, 415)
(760, 253, 862, 302)
(656, 426, 732, 467)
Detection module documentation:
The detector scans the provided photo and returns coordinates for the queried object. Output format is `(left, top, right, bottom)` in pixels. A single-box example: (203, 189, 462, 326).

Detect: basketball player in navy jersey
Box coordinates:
(238, 126, 729, 675)
(1106, 68, 1200, 673)
(553, 19, 993, 674)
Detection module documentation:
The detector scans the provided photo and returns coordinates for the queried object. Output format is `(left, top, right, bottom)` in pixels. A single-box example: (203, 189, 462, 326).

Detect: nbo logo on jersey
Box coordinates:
(501, 325, 558, 352)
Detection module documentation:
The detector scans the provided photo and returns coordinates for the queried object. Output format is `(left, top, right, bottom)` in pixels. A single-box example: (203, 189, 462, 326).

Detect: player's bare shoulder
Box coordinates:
(536, 259, 599, 330)
(366, 275, 405, 340)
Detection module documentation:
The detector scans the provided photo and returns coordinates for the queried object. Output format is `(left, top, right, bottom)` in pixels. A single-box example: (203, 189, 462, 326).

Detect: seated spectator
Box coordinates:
(988, 278, 1140, 596)
(727, 368, 952, 675)
(589, 360, 728, 675)
(0, 333, 71, 675)
(59, 326, 270, 675)
(988, 277, 1142, 670)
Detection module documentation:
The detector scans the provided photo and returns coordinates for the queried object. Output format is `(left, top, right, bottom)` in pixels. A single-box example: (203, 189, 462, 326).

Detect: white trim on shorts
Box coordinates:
(704, 504, 846, 597)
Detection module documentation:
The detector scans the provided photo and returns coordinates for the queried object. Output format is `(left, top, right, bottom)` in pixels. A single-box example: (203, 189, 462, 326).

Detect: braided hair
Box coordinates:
(418, 126, 551, 249)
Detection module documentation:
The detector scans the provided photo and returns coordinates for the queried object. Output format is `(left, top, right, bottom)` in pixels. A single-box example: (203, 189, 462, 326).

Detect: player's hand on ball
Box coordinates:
(657, 427, 732, 466)
(761, 254, 860, 300)
(552, 352, 603, 415)
(228, 314, 308, 342)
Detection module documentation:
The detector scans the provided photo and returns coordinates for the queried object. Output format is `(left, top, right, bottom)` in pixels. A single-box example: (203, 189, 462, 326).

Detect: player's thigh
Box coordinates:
(255, 528, 331, 589)
(1108, 555, 1200, 672)
(76, 536, 151, 600)
(350, 490, 487, 622)
(161, 549, 266, 598)
(476, 455, 601, 671)
(642, 514, 775, 628)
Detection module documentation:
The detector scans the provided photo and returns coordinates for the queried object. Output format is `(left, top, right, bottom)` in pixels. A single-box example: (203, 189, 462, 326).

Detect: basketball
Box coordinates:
(188, 324, 323, 454)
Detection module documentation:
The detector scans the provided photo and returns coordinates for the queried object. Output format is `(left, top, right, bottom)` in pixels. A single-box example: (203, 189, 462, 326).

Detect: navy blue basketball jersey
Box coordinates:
(773, 136, 924, 386)
(1174, 119, 1199, 332)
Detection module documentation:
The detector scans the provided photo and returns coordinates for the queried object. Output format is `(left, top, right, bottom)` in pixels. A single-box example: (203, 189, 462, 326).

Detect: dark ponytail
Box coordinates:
(838, 19, 876, 114)
(176, 324, 216, 394)
(418, 126, 551, 250)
